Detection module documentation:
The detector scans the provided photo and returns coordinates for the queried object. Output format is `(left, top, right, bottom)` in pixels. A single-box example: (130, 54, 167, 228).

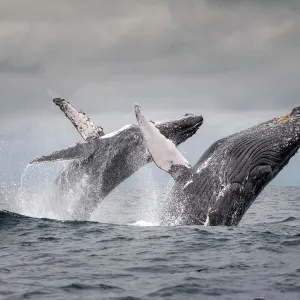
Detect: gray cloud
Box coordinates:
(0, 60, 43, 74)
(0, 0, 300, 186)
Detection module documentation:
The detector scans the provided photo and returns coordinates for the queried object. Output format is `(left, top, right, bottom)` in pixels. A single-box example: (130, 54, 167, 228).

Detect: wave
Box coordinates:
(0, 209, 93, 226)
(0, 210, 34, 229)
(0, 209, 31, 220)
(280, 216, 298, 223)
(0, 210, 154, 228)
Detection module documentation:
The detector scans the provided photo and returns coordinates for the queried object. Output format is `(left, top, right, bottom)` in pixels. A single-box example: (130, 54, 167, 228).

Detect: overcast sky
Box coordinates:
(0, 0, 300, 187)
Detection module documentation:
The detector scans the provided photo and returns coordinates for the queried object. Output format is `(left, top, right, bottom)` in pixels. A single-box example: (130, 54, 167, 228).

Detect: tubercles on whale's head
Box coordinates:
(282, 106, 300, 146)
(207, 107, 300, 226)
(259, 106, 300, 177)
(271, 106, 300, 126)
(291, 106, 300, 117)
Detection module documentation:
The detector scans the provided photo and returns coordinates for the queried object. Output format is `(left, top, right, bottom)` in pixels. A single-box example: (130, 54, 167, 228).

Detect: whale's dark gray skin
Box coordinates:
(31, 99, 203, 220)
(135, 105, 300, 226)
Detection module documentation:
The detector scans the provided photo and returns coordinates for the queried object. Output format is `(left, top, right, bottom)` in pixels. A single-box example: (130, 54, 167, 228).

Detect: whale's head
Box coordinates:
(225, 106, 300, 185)
(260, 106, 300, 177)
(154, 113, 203, 146)
(206, 107, 300, 226)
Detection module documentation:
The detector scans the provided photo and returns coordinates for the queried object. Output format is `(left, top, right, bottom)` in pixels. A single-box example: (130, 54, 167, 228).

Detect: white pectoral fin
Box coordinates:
(134, 104, 191, 177)
(53, 98, 104, 141)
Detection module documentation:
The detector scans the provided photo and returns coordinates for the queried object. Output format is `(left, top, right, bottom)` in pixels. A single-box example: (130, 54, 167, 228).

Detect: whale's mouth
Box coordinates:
(170, 115, 203, 146)
(185, 120, 203, 135)
(180, 116, 203, 140)
(155, 113, 203, 146)
(184, 114, 204, 129)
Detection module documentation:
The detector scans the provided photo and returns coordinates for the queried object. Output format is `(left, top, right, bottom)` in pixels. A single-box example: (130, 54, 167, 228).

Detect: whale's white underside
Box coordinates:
(134, 104, 191, 173)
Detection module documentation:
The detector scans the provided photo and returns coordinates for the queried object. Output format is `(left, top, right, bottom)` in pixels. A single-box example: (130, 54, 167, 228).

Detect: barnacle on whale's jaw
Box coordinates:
(264, 106, 300, 177)
(271, 106, 300, 126)
(272, 113, 291, 125)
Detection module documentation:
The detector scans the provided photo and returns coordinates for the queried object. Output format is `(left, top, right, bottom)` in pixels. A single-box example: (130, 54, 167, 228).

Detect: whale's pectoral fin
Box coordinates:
(207, 183, 243, 226)
(245, 165, 273, 194)
(134, 104, 191, 180)
(53, 98, 104, 141)
(30, 141, 97, 164)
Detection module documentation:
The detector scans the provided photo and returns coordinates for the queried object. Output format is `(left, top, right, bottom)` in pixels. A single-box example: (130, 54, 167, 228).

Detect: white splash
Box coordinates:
(133, 166, 167, 225)
(20, 164, 31, 188)
(129, 220, 158, 227)
(12, 173, 92, 221)
(196, 157, 212, 173)
(183, 179, 193, 189)
(204, 215, 210, 226)
(9, 161, 73, 220)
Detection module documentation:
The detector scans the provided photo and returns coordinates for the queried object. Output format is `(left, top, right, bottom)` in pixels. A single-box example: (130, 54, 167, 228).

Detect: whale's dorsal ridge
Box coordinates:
(134, 104, 191, 179)
(53, 98, 104, 141)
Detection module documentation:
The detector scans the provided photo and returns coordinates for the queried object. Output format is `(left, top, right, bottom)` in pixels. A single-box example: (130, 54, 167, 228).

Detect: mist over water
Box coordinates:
(1, 162, 170, 225)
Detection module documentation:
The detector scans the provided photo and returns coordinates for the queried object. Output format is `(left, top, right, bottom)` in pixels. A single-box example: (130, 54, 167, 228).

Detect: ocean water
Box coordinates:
(0, 185, 299, 300)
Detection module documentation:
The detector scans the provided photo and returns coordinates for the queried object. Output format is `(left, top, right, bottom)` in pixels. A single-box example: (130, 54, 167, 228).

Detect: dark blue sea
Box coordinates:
(0, 184, 299, 300)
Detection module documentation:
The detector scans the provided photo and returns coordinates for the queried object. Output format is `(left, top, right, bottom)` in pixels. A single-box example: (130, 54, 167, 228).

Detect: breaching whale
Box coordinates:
(135, 104, 300, 226)
(31, 99, 203, 220)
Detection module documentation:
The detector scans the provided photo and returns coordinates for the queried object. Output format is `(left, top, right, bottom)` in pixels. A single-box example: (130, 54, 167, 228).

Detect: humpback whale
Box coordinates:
(31, 99, 203, 219)
(135, 105, 300, 226)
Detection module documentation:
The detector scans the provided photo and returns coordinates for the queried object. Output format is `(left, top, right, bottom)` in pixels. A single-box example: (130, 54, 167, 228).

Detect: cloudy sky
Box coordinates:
(0, 0, 300, 187)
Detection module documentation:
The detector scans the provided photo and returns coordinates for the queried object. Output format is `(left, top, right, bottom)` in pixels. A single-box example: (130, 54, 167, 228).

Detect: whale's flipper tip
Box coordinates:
(29, 159, 38, 164)
(134, 103, 146, 126)
(30, 155, 56, 164)
(134, 103, 142, 118)
(53, 97, 63, 104)
(53, 98, 105, 141)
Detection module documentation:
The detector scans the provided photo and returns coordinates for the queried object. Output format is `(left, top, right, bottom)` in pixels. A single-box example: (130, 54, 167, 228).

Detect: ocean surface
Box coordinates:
(0, 184, 299, 300)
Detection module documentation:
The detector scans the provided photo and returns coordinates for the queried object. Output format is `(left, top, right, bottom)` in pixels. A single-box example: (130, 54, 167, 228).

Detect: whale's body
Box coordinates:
(32, 99, 203, 219)
(135, 105, 300, 226)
